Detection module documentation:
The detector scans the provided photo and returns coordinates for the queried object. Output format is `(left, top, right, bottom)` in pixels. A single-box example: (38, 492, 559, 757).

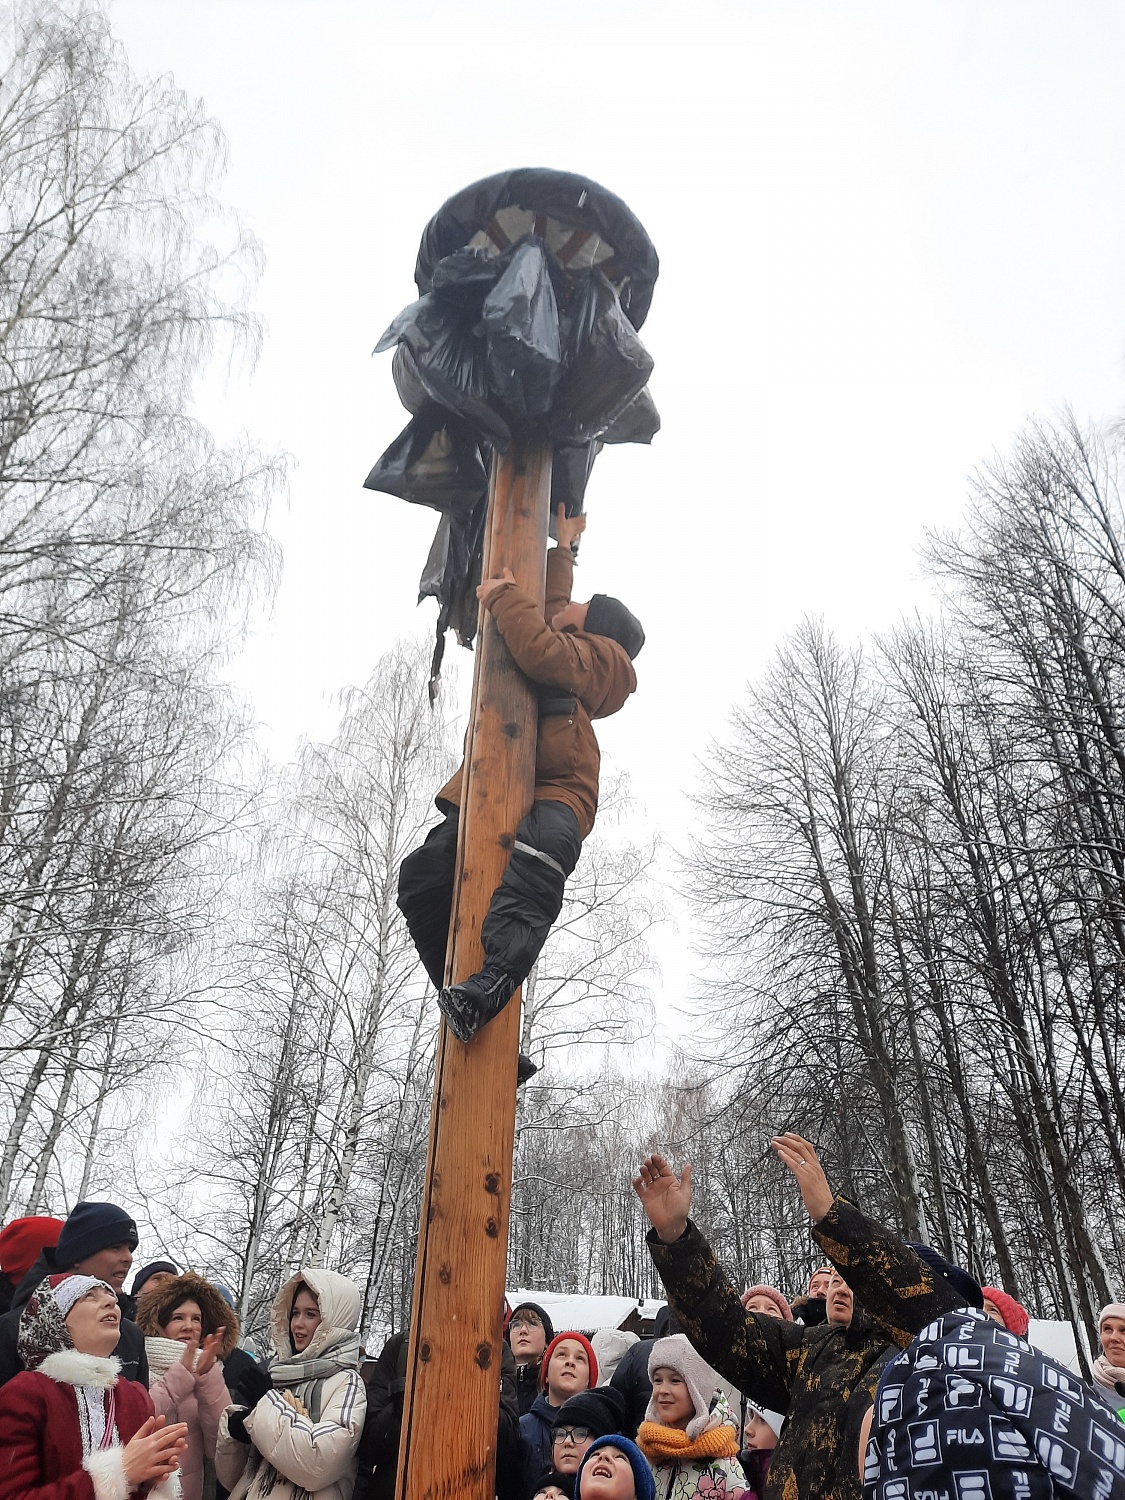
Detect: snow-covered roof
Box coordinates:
(507, 1289, 664, 1333)
(1027, 1318, 1084, 1374)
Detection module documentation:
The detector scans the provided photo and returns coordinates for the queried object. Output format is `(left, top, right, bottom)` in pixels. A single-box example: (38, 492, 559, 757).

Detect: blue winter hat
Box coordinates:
(55, 1202, 139, 1268)
(576, 1437, 655, 1500)
(906, 1241, 983, 1310)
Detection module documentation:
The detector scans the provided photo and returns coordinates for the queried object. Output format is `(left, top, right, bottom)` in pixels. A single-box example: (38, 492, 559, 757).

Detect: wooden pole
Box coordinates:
(397, 436, 552, 1500)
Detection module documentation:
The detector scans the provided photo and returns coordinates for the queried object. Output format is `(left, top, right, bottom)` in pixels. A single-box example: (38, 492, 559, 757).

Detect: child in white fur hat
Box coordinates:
(635, 1335, 747, 1500)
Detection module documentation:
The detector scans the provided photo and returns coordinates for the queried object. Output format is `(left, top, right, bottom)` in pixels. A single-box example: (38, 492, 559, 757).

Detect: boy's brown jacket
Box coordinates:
(436, 546, 637, 839)
(647, 1198, 965, 1500)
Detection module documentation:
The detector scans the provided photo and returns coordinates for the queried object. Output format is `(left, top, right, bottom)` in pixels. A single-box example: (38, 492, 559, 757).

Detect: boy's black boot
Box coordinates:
(516, 1053, 539, 1085)
(439, 962, 518, 1043)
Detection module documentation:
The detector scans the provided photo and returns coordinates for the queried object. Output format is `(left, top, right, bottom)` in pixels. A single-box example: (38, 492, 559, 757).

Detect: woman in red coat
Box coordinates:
(0, 1272, 188, 1500)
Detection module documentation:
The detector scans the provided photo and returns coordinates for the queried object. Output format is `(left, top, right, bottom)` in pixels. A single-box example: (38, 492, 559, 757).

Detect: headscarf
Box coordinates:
(18, 1275, 120, 1456)
(17, 1273, 116, 1370)
(863, 1308, 1125, 1499)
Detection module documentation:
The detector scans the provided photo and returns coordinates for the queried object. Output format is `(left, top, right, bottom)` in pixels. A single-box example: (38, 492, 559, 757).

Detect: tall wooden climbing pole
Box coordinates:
(396, 437, 552, 1500)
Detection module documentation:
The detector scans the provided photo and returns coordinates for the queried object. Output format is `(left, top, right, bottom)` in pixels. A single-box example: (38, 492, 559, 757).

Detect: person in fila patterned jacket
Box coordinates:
(862, 1307, 1125, 1499)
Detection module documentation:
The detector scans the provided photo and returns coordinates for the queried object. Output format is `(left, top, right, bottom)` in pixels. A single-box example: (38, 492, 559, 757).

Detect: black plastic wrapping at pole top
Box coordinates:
(363, 167, 660, 679)
(414, 168, 659, 329)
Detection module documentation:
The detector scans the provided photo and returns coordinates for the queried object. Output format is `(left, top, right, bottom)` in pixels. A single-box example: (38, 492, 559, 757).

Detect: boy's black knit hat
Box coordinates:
(505, 1300, 556, 1346)
(906, 1241, 983, 1310)
(553, 1385, 627, 1437)
(585, 595, 644, 659)
(55, 1202, 138, 1267)
(531, 1471, 575, 1500)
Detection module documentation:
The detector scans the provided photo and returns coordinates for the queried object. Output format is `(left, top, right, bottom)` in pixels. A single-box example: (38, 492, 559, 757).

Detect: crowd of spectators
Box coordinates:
(1, 1130, 1123, 1500)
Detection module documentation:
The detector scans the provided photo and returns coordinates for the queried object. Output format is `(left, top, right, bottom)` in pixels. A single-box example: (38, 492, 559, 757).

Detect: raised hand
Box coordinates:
(771, 1133, 835, 1222)
(632, 1153, 693, 1244)
(122, 1415, 189, 1485)
(555, 504, 587, 553)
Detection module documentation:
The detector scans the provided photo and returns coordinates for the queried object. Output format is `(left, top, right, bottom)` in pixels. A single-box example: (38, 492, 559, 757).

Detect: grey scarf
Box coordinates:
(267, 1330, 360, 1418)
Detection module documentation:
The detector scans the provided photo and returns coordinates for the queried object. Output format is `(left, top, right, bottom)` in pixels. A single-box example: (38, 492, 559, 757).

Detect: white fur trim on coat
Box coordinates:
(39, 1350, 121, 1388)
(148, 1470, 183, 1500)
(83, 1448, 129, 1500)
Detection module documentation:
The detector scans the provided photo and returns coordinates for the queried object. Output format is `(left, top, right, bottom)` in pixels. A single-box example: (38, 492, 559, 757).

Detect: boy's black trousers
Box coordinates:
(397, 801, 583, 989)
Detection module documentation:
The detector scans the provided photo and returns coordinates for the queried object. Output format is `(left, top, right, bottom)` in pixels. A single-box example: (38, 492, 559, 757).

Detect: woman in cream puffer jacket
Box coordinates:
(216, 1268, 366, 1500)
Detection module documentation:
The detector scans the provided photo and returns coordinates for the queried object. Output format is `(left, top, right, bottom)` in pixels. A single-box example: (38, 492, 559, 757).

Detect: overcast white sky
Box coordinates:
(112, 0, 1125, 1030)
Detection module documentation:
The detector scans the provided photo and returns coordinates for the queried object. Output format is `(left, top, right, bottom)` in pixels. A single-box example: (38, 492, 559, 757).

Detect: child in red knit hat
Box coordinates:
(519, 1333, 599, 1488)
(540, 1332, 599, 1395)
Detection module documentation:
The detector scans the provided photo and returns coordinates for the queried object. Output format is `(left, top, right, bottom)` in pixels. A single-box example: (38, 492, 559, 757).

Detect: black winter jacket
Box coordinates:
(608, 1338, 654, 1439)
(788, 1295, 827, 1327)
(518, 1391, 564, 1499)
(608, 1304, 680, 1438)
(357, 1330, 524, 1500)
(514, 1359, 540, 1417)
(0, 1247, 149, 1389)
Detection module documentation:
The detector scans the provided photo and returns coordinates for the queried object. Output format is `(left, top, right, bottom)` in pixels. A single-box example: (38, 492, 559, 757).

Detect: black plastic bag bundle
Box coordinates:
(481, 240, 562, 421)
(418, 492, 490, 697)
(377, 238, 653, 449)
(551, 269, 654, 443)
(366, 168, 660, 673)
(364, 408, 487, 513)
(601, 384, 661, 445)
(376, 279, 510, 447)
(551, 442, 600, 517)
(414, 169, 659, 330)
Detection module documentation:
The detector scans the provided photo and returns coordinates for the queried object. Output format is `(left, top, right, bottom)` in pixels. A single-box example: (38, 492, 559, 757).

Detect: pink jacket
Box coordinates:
(150, 1356, 230, 1500)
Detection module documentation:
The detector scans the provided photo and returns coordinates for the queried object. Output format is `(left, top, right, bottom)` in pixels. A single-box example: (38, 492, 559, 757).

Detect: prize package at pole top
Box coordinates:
(364, 168, 660, 687)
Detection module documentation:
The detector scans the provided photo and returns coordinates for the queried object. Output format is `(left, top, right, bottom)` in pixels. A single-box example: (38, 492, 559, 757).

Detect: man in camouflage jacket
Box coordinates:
(633, 1134, 972, 1500)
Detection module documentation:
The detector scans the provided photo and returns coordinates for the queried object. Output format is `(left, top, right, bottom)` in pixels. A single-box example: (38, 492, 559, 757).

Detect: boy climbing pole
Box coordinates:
(397, 504, 644, 1053)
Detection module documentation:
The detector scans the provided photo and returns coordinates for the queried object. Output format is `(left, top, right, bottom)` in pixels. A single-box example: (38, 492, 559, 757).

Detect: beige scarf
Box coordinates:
(1092, 1353, 1125, 1393)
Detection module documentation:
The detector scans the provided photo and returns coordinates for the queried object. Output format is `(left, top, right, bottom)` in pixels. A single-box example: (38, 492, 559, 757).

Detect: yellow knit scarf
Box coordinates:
(636, 1420, 740, 1464)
